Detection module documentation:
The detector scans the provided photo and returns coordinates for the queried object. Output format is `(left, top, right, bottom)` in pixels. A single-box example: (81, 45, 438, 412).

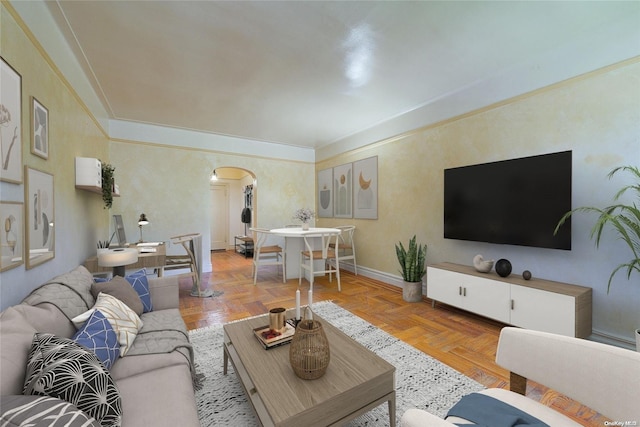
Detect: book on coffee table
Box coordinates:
(253, 320, 296, 349)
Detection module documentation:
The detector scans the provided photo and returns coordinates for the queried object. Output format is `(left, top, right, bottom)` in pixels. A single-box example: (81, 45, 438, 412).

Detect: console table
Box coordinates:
(427, 262, 592, 338)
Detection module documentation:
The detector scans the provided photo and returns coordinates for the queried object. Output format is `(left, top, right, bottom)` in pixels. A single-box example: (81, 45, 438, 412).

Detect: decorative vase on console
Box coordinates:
(302, 222, 309, 231)
(472, 254, 494, 273)
(495, 259, 512, 278)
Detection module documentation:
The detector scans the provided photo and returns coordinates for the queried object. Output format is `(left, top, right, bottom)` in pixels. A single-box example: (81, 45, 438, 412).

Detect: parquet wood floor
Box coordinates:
(178, 250, 607, 426)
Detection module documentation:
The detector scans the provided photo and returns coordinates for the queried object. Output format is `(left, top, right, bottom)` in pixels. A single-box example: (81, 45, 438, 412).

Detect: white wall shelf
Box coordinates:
(75, 157, 119, 196)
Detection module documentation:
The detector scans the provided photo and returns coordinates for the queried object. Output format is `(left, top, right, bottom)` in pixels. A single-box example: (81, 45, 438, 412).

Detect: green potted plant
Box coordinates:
(395, 235, 427, 302)
(555, 165, 639, 350)
(101, 162, 115, 209)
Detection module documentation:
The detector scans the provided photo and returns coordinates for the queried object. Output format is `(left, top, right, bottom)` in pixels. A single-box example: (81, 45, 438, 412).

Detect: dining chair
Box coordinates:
(329, 225, 357, 275)
(299, 231, 341, 292)
(164, 233, 201, 294)
(251, 228, 286, 285)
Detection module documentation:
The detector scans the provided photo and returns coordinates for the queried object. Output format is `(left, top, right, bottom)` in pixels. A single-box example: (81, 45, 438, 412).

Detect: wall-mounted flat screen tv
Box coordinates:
(444, 151, 572, 250)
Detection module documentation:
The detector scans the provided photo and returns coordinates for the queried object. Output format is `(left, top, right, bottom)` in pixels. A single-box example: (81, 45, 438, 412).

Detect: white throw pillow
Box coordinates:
(72, 292, 143, 356)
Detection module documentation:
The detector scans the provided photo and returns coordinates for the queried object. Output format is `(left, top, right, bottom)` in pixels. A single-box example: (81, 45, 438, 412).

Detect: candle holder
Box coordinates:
(289, 307, 330, 380)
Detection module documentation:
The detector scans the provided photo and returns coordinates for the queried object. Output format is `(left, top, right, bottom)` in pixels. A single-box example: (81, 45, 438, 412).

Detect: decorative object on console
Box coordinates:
(472, 254, 494, 273)
(137, 213, 149, 243)
(495, 258, 512, 278)
(98, 248, 138, 277)
(293, 208, 315, 230)
(290, 307, 330, 380)
(396, 235, 427, 302)
(523, 270, 532, 280)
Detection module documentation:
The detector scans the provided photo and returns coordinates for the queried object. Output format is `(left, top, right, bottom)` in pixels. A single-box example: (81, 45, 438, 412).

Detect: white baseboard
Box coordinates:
(589, 329, 636, 350)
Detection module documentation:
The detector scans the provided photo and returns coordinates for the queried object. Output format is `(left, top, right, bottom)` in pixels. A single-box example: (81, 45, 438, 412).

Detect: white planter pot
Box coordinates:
(403, 281, 422, 303)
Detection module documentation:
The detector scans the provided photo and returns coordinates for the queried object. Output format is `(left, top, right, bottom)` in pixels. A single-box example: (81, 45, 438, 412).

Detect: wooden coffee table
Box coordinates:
(223, 310, 396, 427)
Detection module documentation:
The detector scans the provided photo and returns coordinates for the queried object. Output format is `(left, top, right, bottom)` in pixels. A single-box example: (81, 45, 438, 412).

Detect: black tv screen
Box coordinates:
(444, 151, 572, 250)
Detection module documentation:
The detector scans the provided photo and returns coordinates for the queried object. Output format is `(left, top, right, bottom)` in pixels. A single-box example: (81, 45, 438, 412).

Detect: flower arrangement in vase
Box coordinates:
(293, 208, 315, 230)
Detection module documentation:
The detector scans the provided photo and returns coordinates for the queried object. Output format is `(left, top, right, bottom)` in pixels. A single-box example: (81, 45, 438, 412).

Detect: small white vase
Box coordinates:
(302, 222, 309, 230)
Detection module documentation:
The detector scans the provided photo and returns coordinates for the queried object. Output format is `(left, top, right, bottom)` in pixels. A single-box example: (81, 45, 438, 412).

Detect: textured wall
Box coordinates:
(317, 60, 640, 344)
(1, 4, 110, 308)
(109, 141, 315, 271)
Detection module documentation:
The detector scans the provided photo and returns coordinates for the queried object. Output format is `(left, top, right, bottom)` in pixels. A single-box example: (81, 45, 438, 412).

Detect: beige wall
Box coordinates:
(1, 3, 110, 306)
(317, 59, 640, 344)
(109, 140, 314, 271)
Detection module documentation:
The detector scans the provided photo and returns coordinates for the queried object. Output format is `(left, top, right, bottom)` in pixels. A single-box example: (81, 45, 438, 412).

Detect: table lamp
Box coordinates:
(98, 248, 138, 277)
(138, 213, 149, 243)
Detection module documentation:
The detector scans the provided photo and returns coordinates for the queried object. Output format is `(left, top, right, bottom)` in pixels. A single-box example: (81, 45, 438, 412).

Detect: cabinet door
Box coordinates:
(462, 276, 511, 323)
(427, 267, 463, 308)
(510, 285, 575, 336)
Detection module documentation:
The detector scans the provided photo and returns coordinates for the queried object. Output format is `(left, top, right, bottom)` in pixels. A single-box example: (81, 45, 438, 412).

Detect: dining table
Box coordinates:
(269, 227, 341, 280)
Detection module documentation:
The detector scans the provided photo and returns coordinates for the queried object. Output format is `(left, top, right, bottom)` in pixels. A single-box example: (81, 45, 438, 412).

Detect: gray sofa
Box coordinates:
(0, 265, 200, 426)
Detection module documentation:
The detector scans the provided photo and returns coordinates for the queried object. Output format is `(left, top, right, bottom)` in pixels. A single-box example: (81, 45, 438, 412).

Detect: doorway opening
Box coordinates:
(210, 167, 256, 252)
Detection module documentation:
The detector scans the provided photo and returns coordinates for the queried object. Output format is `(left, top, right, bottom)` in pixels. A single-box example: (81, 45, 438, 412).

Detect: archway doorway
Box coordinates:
(210, 167, 256, 251)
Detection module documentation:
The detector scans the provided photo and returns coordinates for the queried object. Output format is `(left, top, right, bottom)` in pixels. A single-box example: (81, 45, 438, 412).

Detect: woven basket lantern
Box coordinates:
(289, 307, 330, 380)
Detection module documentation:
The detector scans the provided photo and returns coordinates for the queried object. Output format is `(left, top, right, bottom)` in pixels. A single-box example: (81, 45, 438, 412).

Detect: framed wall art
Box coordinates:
(353, 156, 378, 219)
(333, 163, 352, 218)
(1, 57, 23, 183)
(317, 168, 333, 217)
(25, 167, 55, 269)
(0, 201, 24, 272)
(31, 97, 49, 159)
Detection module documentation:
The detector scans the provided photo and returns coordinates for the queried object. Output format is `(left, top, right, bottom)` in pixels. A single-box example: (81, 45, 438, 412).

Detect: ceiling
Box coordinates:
(44, 1, 637, 151)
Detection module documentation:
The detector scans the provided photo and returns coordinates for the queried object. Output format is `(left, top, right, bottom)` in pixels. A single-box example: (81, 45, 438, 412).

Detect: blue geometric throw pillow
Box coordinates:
(72, 310, 120, 369)
(125, 269, 153, 312)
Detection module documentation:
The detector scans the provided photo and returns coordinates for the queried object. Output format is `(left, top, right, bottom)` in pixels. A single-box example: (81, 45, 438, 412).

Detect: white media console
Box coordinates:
(427, 262, 592, 338)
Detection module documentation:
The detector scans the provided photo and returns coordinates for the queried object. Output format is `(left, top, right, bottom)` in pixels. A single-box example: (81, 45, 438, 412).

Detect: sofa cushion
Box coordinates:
(23, 333, 122, 427)
(91, 275, 144, 315)
(125, 269, 153, 313)
(72, 309, 120, 369)
(116, 363, 200, 426)
(0, 307, 37, 396)
(0, 395, 100, 427)
(73, 292, 143, 356)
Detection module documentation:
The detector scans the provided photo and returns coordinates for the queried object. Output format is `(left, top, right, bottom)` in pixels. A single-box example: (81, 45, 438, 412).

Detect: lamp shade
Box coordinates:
(138, 213, 149, 225)
(98, 248, 138, 267)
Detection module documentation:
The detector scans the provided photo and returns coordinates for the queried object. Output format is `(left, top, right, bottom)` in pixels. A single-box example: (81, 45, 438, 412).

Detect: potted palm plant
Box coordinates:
(555, 165, 639, 350)
(395, 235, 427, 302)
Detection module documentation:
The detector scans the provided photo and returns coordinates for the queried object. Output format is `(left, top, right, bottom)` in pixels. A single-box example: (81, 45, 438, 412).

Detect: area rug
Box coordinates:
(189, 300, 484, 426)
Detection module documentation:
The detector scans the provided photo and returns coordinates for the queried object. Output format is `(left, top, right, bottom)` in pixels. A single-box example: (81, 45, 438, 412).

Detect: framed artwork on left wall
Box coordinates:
(31, 97, 49, 159)
(0, 57, 23, 183)
(25, 167, 55, 269)
(0, 201, 24, 272)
